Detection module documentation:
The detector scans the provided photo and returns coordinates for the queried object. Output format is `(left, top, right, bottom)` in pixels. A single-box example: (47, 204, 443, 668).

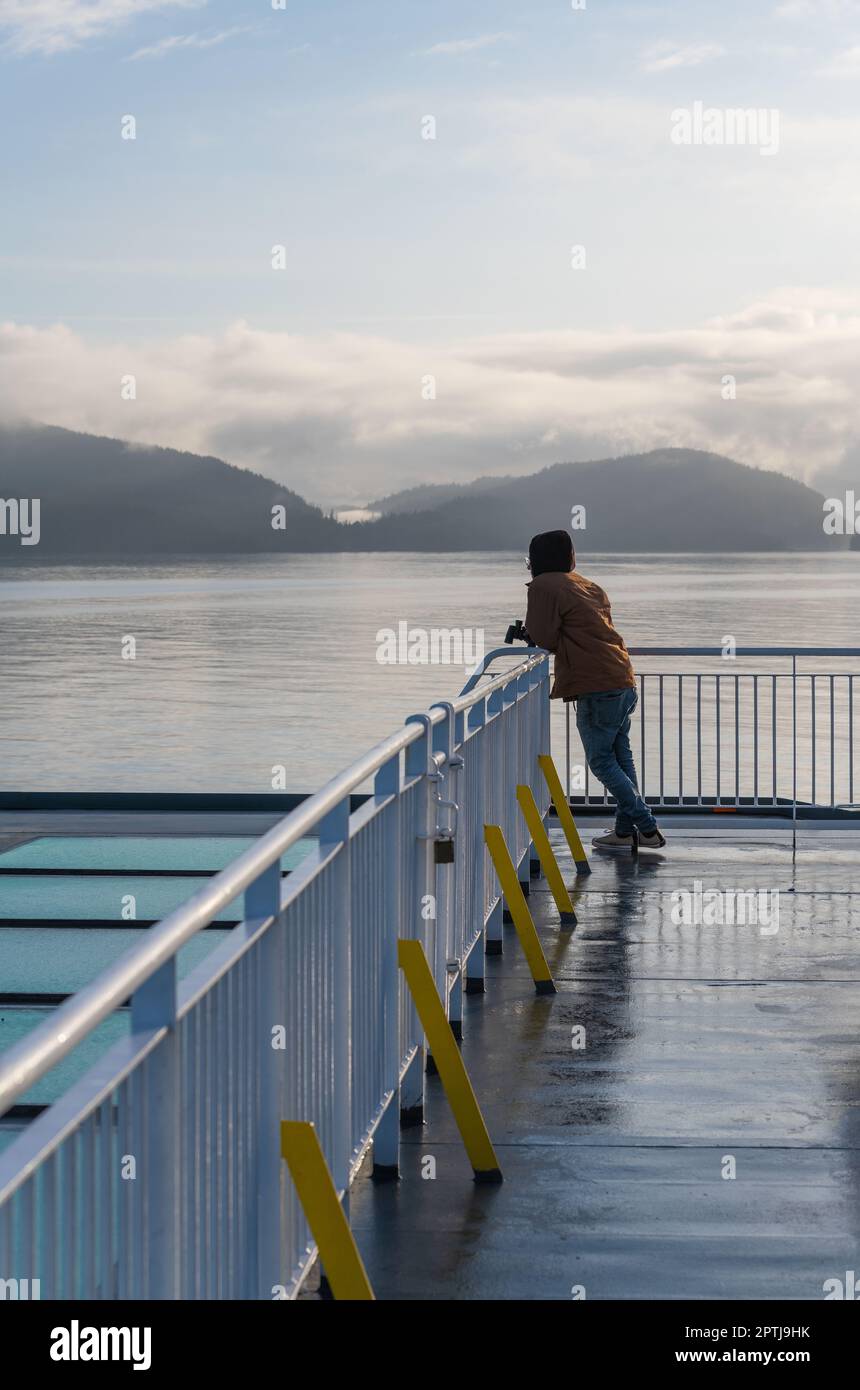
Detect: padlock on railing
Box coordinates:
(434, 834, 455, 865)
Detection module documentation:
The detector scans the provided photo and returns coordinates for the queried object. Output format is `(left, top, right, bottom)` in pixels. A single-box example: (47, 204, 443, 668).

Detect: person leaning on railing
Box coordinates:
(523, 530, 666, 852)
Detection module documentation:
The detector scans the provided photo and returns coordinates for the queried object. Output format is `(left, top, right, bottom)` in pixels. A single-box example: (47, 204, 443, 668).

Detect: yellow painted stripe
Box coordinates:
(516, 784, 576, 918)
(483, 825, 556, 993)
(397, 939, 502, 1181)
(280, 1121, 375, 1300)
(538, 754, 591, 873)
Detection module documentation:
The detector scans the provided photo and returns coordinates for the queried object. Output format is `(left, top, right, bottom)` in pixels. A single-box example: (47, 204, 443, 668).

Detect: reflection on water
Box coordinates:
(1, 552, 858, 793)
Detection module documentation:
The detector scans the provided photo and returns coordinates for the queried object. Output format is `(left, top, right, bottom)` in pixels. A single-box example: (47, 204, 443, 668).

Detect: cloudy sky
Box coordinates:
(1, 0, 859, 504)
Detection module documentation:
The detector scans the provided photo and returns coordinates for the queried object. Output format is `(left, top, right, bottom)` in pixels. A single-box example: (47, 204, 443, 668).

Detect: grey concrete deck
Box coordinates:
(350, 823, 860, 1300)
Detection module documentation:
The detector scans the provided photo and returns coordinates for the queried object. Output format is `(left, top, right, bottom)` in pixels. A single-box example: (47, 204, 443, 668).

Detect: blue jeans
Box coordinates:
(575, 687, 657, 835)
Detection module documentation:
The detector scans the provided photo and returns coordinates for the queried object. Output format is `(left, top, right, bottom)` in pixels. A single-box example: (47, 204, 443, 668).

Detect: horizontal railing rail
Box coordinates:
(0, 648, 551, 1299)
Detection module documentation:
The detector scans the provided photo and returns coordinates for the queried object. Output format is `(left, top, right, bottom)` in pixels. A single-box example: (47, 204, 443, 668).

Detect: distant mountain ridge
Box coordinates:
(367, 476, 513, 515)
(356, 448, 847, 553)
(0, 424, 341, 558)
(0, 426, 850, 559)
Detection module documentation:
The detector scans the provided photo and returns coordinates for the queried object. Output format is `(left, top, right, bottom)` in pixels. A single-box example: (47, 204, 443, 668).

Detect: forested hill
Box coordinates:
(0, 429, 848, 559)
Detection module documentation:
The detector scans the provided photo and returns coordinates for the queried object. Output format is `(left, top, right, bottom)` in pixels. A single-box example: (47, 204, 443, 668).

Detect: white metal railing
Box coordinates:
(562, 648, 860, 812)
(0, 649, 550, 1300)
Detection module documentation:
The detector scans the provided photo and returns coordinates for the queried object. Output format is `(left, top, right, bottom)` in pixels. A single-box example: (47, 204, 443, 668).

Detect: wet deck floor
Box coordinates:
(351, 823, 860, 1300)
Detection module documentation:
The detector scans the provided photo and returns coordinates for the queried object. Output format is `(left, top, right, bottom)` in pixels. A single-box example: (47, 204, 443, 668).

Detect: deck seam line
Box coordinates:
(550, 974, 860, 984)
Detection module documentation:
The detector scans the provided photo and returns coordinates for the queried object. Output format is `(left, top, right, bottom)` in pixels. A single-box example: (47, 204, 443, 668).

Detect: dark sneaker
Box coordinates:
(592, 831, 635, 852)
(637, 829, 667, 850)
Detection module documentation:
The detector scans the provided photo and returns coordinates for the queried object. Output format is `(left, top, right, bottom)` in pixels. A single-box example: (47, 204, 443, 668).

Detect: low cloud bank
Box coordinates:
(2, 288, 858, 504)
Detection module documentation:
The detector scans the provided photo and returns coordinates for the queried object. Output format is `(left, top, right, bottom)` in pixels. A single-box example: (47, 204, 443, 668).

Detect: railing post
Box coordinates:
(463, 690, 486, 994)
(485, 896, 504, 956)
(503, 679, 520, 862)
(130, 957, 180, 1299)
(466, 694, 496, 963)
(431, 710, 454, 1000)
(399, 1048, 424, 1127)
(792, 654, 798, 857)
(402, 720, 432, 1117)
(565, 699, 572, 804)
(488, 682, 529, 923)
(319, 797, 352, 1209)
(540, 659, 551, 783)
(246, 861, 283, 1298)
(430, 703, 464, 1033)
(372, 753, 402, 1179)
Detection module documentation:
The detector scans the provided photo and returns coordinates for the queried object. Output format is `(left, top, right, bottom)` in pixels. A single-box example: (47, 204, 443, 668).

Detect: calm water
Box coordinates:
(1, 552, 858, 793)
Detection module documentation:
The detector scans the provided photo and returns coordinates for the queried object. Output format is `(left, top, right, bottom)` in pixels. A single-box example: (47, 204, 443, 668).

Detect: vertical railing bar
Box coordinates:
(659, 673, 664, 805)
(122, 1075, 134, 1299)
(227, 967, 236, 1296)
(850, 675, 855, 806)
(43, 1152, 57, 1301)
(753, 675, 759, 804)
(239, 959, 247, 1296)
(792, 657, 798, 855)
(66, 1131, 77, 1299)
(734, 674, 740, 805)
(185, 1011, 196, 1299)
(99, 1099, 112, 1297)
(207, 991, 216, 1300)
(233, 965, 241, 1294)
(640, 675, 646, 803)
(715, 673, 721, 803)
(319, 794, 352, 1218)
(21, 1175, 34, 1293)
(0, 1191, 10, 1299)
(83, 1113, 96, 1295)
(811, 673, 816, 807)
(565, 701, 571, 803)
(697, 674, 702, 802)
(772, 674, 777, 804)
(678, 675, 683, 804)
(830, 673, 835, 809)
(218, 979, 227, 1300)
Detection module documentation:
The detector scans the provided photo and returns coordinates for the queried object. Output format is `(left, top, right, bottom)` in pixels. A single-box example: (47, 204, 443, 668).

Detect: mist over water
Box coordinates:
(1, 552, 858, 794)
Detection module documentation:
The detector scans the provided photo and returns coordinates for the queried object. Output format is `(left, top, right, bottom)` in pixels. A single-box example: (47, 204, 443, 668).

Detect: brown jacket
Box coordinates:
(525, 569, 636, 700)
